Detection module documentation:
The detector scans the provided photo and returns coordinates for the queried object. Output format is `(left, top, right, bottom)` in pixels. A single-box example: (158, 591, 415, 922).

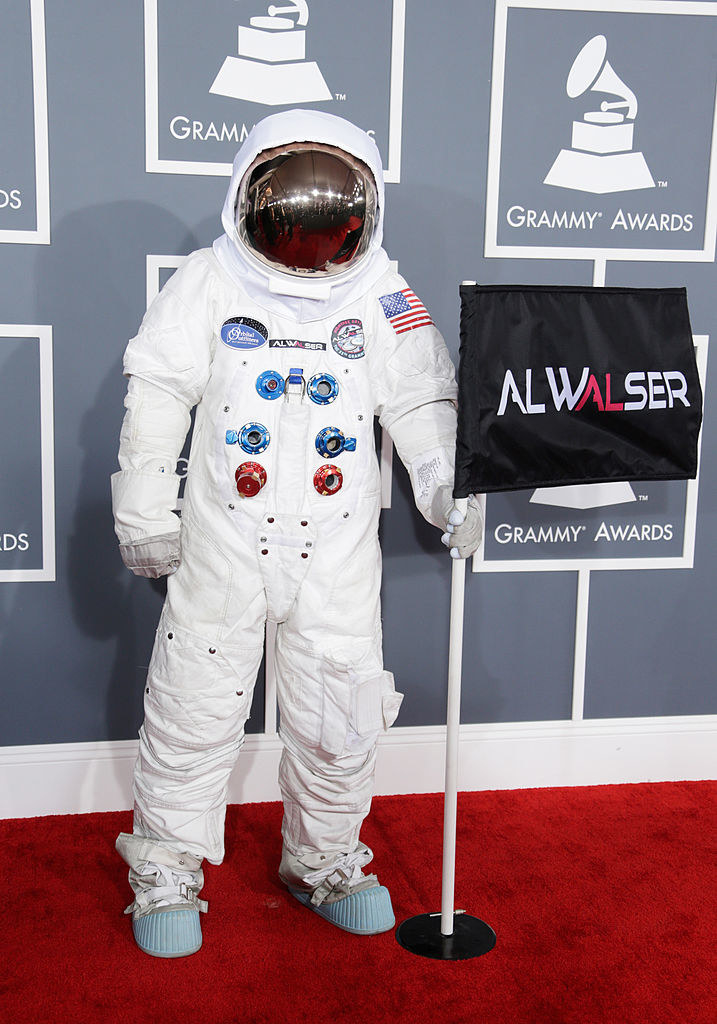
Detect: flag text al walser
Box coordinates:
(497, 366, 691, 417)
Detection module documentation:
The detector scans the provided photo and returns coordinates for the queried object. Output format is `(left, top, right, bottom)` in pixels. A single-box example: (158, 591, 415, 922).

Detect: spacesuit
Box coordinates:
(112, 109, 482, 957)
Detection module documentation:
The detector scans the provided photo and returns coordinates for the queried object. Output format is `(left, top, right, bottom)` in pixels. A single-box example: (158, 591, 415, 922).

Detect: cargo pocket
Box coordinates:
(276, 634, 403, 756)
(275, 637, 352, 756)
(352, 670, 404, 736)
(381, 674, 404, 729)
(144, 619, 261, 751)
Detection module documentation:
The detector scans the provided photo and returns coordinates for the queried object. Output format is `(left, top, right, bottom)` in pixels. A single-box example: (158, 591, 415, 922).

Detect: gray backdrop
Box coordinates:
(1, 0, 715, 748)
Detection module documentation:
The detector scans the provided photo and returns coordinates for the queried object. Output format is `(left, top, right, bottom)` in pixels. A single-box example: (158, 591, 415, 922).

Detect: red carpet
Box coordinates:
(1, 782, 715, 1024)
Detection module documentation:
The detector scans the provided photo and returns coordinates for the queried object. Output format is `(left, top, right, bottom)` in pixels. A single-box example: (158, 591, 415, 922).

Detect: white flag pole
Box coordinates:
(396, 495, 496, 959)
(395, 278, 495, 958)
(440, 501, 468, 935)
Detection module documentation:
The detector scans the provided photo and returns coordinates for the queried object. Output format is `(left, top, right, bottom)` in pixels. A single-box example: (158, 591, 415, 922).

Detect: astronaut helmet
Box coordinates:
(235, 142, 379, 279)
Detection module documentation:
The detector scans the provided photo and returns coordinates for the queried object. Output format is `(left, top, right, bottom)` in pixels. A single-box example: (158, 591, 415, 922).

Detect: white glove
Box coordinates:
(440, 495, 484, 560)
(119, 533, 181, 579)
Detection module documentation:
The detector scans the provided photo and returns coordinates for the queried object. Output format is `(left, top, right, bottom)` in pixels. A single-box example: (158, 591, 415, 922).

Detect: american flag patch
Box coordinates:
(379, 288, 434, 335)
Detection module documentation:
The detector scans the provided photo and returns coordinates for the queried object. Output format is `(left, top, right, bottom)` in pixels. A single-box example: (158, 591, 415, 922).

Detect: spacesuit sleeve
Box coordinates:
(369, 281, 458, 529)
(111, 251, 216, 548)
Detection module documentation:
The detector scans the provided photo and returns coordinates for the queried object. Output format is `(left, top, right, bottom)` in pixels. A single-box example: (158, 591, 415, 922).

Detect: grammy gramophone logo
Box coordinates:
(544, 34, 655, 195)
(210, 0, 332, 106)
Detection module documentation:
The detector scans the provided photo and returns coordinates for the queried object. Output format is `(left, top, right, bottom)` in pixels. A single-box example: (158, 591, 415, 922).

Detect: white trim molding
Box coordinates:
(1, 716, 715, 819)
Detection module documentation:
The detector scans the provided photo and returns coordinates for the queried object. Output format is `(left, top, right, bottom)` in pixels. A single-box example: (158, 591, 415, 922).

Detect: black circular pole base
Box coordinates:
(396, 912, 497, 960)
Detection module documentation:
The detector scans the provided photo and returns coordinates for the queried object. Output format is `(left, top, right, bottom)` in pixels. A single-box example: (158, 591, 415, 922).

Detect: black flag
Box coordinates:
(454, 285, 702, 497)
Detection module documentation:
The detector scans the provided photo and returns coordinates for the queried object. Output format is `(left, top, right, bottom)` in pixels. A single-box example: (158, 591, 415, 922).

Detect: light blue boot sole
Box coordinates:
(132, 906, 203, 958)
(288, 885, 396, 935)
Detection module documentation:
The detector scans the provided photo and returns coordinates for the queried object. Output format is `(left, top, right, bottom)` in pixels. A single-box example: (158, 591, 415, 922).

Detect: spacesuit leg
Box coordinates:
(273, 522, 403, 933)
(132, 606, 265, 864)
(275, 629, 402, 933)
(118, 613, 262, 956)
(130, 499, 267, 863)
(119, 493, 267, 956)
(121, 591, 264, 956)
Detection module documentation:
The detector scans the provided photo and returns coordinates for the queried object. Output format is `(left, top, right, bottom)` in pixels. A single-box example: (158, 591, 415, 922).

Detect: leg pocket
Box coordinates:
(276, 633, 403, 756)
(353, 670, 404, 734)
(275, 637, 351, 756)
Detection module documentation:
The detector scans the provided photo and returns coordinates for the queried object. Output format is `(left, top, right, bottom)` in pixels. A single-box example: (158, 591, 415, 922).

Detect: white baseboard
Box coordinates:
(1, 716, 715, 819)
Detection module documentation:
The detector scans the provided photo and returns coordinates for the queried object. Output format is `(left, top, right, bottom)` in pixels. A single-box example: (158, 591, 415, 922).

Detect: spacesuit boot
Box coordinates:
(116, 833, 207, 958)
(279, 842, 395, 935)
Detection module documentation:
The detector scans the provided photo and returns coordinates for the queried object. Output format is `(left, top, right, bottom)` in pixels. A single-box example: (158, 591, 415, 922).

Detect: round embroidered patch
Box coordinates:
(331, 318, 365, 359)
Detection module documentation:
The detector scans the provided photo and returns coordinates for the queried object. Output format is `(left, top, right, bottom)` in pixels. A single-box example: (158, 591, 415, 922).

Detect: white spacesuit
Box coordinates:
(112, 109, 482, 957)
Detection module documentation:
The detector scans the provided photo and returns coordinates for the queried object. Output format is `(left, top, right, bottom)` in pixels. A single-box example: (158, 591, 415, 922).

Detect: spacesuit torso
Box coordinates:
(190, 269, 383, 535)
(119, 238, 458, 647)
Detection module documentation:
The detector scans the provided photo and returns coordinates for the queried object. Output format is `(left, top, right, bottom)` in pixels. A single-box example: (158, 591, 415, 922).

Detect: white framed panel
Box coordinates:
(0, 325, 54, 582)
(144, 0, 406, 182)
(0, 0, 50, 244)
(485, 0, 717, 264)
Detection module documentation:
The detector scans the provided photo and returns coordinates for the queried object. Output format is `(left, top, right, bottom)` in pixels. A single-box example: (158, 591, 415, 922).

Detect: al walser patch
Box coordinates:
(269, 339, 326, 351)
(220, 316, 268, 350)
(331, 319, 365, 359)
